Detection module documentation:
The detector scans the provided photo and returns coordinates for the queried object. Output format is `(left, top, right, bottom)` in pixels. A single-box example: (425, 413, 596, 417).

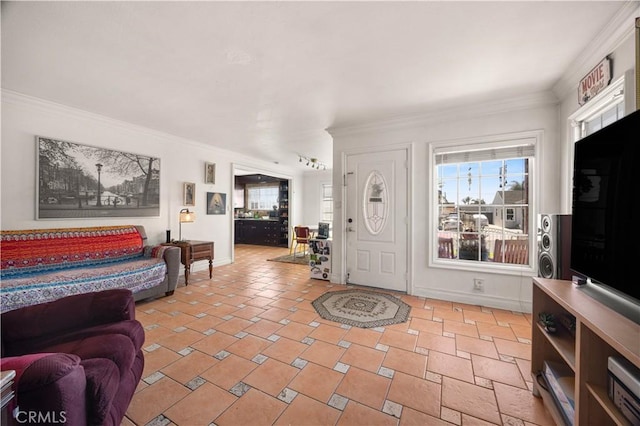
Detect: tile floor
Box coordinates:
(124, 244, 554, 426)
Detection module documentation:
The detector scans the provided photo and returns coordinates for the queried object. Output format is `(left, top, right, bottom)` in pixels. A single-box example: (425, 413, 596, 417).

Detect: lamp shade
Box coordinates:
(179, 208, 195, 223)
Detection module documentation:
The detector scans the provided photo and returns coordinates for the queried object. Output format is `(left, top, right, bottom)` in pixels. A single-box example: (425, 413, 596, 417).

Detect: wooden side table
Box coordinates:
(163, 240, 214, 285)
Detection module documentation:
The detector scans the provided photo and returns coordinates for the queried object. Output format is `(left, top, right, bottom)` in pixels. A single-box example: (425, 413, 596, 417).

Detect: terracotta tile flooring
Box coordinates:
(124, 244, 554, 426)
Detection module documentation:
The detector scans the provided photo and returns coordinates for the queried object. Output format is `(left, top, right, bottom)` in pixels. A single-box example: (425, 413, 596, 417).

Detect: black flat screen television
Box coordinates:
(571, 109, 640, 303)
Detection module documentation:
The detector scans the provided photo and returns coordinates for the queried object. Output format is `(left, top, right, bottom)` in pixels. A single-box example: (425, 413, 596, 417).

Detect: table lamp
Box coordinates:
(179, 208, 195, 241)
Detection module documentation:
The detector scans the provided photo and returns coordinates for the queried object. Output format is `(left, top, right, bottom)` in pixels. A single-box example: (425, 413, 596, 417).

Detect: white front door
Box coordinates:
(345, 148, 408, 292)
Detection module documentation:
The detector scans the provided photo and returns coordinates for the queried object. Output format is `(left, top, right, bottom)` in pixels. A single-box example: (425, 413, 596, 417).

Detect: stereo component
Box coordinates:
(608, 356, 640, 425)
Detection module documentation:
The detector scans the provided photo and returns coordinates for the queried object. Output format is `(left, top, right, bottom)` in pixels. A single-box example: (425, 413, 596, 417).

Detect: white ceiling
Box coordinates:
(0, 1, 628, 171)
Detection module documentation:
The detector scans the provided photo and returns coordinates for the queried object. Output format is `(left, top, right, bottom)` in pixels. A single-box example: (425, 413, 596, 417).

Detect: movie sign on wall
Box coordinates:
(578, 57, 611, 105)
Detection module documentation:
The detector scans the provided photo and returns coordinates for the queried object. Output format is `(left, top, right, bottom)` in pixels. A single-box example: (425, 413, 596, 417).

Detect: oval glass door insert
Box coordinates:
(362, 170, 388, 235)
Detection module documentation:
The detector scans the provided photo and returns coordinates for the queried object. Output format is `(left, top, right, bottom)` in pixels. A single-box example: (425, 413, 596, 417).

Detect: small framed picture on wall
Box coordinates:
(207, 192, 226, 215)
(205, 162, 216, 184)
(183, 182, 195, 206)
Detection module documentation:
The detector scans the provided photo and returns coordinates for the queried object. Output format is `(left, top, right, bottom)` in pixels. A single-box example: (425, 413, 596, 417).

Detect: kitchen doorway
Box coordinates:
(231, 164, 293, 263)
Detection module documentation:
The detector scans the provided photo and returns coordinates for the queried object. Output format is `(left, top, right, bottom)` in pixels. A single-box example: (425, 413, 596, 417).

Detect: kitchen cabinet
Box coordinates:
(278, 180, 289, 247)
(235, 219, 280, 246)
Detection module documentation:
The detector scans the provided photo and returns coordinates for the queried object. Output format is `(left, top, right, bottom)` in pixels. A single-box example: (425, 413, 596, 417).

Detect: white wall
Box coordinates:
(300, 169, 332, 227)
(1, 91, 303, 271)
(3, 5, 635, 310)
(329, 98, 559, 312)
(556, 14, 638, 212)
(327, 5, 638, 313)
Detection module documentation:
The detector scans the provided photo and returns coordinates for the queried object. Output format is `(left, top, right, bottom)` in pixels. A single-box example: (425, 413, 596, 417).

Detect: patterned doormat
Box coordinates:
(312, 289, 411, 328)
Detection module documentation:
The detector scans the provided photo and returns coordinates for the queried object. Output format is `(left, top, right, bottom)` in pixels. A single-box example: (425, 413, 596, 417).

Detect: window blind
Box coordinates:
(584, 103, 625, 136)
(435, 143, 535, 165)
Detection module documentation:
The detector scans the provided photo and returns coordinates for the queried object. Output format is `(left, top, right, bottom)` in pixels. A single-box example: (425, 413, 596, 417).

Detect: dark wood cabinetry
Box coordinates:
(235, 220, 280, 246)
(278, 181, 289, 247)
(233, 175, 289, 247)
(234, 220, 245, 243)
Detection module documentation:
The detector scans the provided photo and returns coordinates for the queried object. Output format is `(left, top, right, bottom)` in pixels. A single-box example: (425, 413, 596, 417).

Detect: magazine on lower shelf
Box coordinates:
(543, 360, 575, 425)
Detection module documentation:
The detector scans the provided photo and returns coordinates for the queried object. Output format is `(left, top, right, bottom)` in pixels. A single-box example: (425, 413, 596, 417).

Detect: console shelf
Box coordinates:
(532, 278, 639, 425)
(535, 322, 576, 370)
(585, 383, 631, 426)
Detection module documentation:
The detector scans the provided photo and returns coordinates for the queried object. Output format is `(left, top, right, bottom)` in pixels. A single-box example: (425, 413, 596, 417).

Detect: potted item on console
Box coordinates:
(538, 312, 557, 334)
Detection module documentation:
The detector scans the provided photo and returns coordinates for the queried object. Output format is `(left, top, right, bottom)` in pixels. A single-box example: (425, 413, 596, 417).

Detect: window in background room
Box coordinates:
(247, 184, 279, 210)
(434, 136, 537, 268)
(321, 184, 333, 223)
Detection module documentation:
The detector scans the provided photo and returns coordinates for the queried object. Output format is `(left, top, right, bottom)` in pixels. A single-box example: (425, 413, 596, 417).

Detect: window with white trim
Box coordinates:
(321, 183, 333, 223)
(434, 136, 536, 267)
(565, 75, 626, 211)
(581, 102, 625, 136)
(247, 184, 279, 210)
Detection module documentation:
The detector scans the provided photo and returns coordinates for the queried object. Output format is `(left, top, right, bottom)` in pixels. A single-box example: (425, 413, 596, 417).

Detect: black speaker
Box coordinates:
(538, 214, 572, 280)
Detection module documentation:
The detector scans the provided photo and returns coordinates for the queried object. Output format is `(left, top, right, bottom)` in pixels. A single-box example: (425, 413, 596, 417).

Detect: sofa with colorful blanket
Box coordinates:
(0, 225, 180, 312)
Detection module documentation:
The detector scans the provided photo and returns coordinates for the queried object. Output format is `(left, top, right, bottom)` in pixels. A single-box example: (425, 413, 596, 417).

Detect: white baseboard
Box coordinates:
(188, 257, 232, 273)
(412, 287, 532, 314)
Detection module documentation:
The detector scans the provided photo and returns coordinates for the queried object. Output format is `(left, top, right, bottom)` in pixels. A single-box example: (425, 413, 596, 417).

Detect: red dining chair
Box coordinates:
(293, 226, 310, 257)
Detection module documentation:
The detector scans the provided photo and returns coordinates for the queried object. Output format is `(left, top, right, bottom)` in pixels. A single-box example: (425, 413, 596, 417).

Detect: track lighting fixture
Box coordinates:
(298, 155, 327, 170)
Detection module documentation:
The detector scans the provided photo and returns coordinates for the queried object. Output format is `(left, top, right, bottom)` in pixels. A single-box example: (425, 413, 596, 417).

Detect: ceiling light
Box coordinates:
(298, 155, 328, 171)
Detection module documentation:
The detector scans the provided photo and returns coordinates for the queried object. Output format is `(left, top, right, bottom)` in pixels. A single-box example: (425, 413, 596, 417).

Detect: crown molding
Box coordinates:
(327, 91, 558, 138)
(3, 89, 311, 177)
(552, 1, 640, 101)
(1, 89, 208, 148)
(2, 89, 321, 172)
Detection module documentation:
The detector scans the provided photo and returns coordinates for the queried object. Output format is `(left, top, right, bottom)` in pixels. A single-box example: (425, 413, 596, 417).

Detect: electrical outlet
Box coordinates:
(473, 278, 484, 291)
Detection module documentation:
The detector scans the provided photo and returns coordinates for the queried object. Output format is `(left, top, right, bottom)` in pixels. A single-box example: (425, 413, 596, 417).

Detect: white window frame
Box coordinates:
(564, 74, 627, 211)
(429, 130, 541, 275)
(246, 183, 279, 211)
(320, 183, 333, 223)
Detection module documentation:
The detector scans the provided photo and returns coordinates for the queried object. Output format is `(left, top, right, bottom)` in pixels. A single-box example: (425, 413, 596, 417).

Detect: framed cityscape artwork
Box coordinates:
(36, 136, 160, 219)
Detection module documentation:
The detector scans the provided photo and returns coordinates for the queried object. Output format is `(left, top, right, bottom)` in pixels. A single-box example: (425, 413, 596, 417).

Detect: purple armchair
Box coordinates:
(0, 289, 144, 426)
